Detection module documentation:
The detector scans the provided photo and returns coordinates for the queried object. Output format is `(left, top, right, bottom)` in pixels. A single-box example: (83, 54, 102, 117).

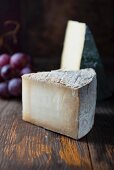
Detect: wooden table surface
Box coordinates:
(0, 97, 114, 170)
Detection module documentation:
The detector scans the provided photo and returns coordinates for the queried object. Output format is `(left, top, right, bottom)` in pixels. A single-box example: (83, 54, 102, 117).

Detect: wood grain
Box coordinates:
(0, 98, 114, 170)
(0, 99, 92, 170)
(87, 99, 114, 170)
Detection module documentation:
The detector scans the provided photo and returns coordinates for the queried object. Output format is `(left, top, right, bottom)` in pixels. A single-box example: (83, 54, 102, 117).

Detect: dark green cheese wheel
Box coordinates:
(80, 27, 112, 100)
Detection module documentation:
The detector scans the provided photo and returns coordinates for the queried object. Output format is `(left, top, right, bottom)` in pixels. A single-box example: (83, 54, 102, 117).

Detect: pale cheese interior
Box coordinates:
(61, 20, 86, 70)
(22, 79, 79, 138)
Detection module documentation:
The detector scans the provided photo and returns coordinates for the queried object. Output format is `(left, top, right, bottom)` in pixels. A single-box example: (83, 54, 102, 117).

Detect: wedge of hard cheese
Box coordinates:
(61, 20, 112, 100)
(22, 68, 96, 139)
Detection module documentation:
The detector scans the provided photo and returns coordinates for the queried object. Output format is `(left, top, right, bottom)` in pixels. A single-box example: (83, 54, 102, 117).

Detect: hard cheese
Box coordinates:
(22, 68, 96, 139)
(61, 20, 112, 100)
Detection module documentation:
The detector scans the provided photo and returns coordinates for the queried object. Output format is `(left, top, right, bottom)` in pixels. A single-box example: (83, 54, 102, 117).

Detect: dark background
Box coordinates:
(0, 0, 114, 76)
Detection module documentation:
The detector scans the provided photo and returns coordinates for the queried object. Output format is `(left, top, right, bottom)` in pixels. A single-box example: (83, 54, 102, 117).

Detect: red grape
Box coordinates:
(8, 78, 22, 97)
(10, 53, 30, 70)
(0, 54, 10, 68)
(0, 82, 10, 98)
(1, 64, 17, 80)
(0, 52, 32, 99)
(20, 67, 32, 76)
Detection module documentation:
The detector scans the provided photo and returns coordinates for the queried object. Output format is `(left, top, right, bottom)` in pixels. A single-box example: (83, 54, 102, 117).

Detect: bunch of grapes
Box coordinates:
(0, 53, 32, 98)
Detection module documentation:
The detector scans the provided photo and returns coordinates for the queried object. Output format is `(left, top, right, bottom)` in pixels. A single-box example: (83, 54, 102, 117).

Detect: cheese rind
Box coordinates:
(22, 68, 96, 139)
(78, 76, 96, 138)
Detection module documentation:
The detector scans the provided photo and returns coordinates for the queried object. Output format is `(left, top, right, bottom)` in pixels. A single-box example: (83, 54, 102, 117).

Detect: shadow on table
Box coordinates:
(87, 112, 114, 144)
(86, 112, 114, 165)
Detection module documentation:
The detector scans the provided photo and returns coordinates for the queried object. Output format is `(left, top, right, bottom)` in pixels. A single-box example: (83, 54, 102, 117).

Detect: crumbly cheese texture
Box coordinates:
(22, 68, 96, 139)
